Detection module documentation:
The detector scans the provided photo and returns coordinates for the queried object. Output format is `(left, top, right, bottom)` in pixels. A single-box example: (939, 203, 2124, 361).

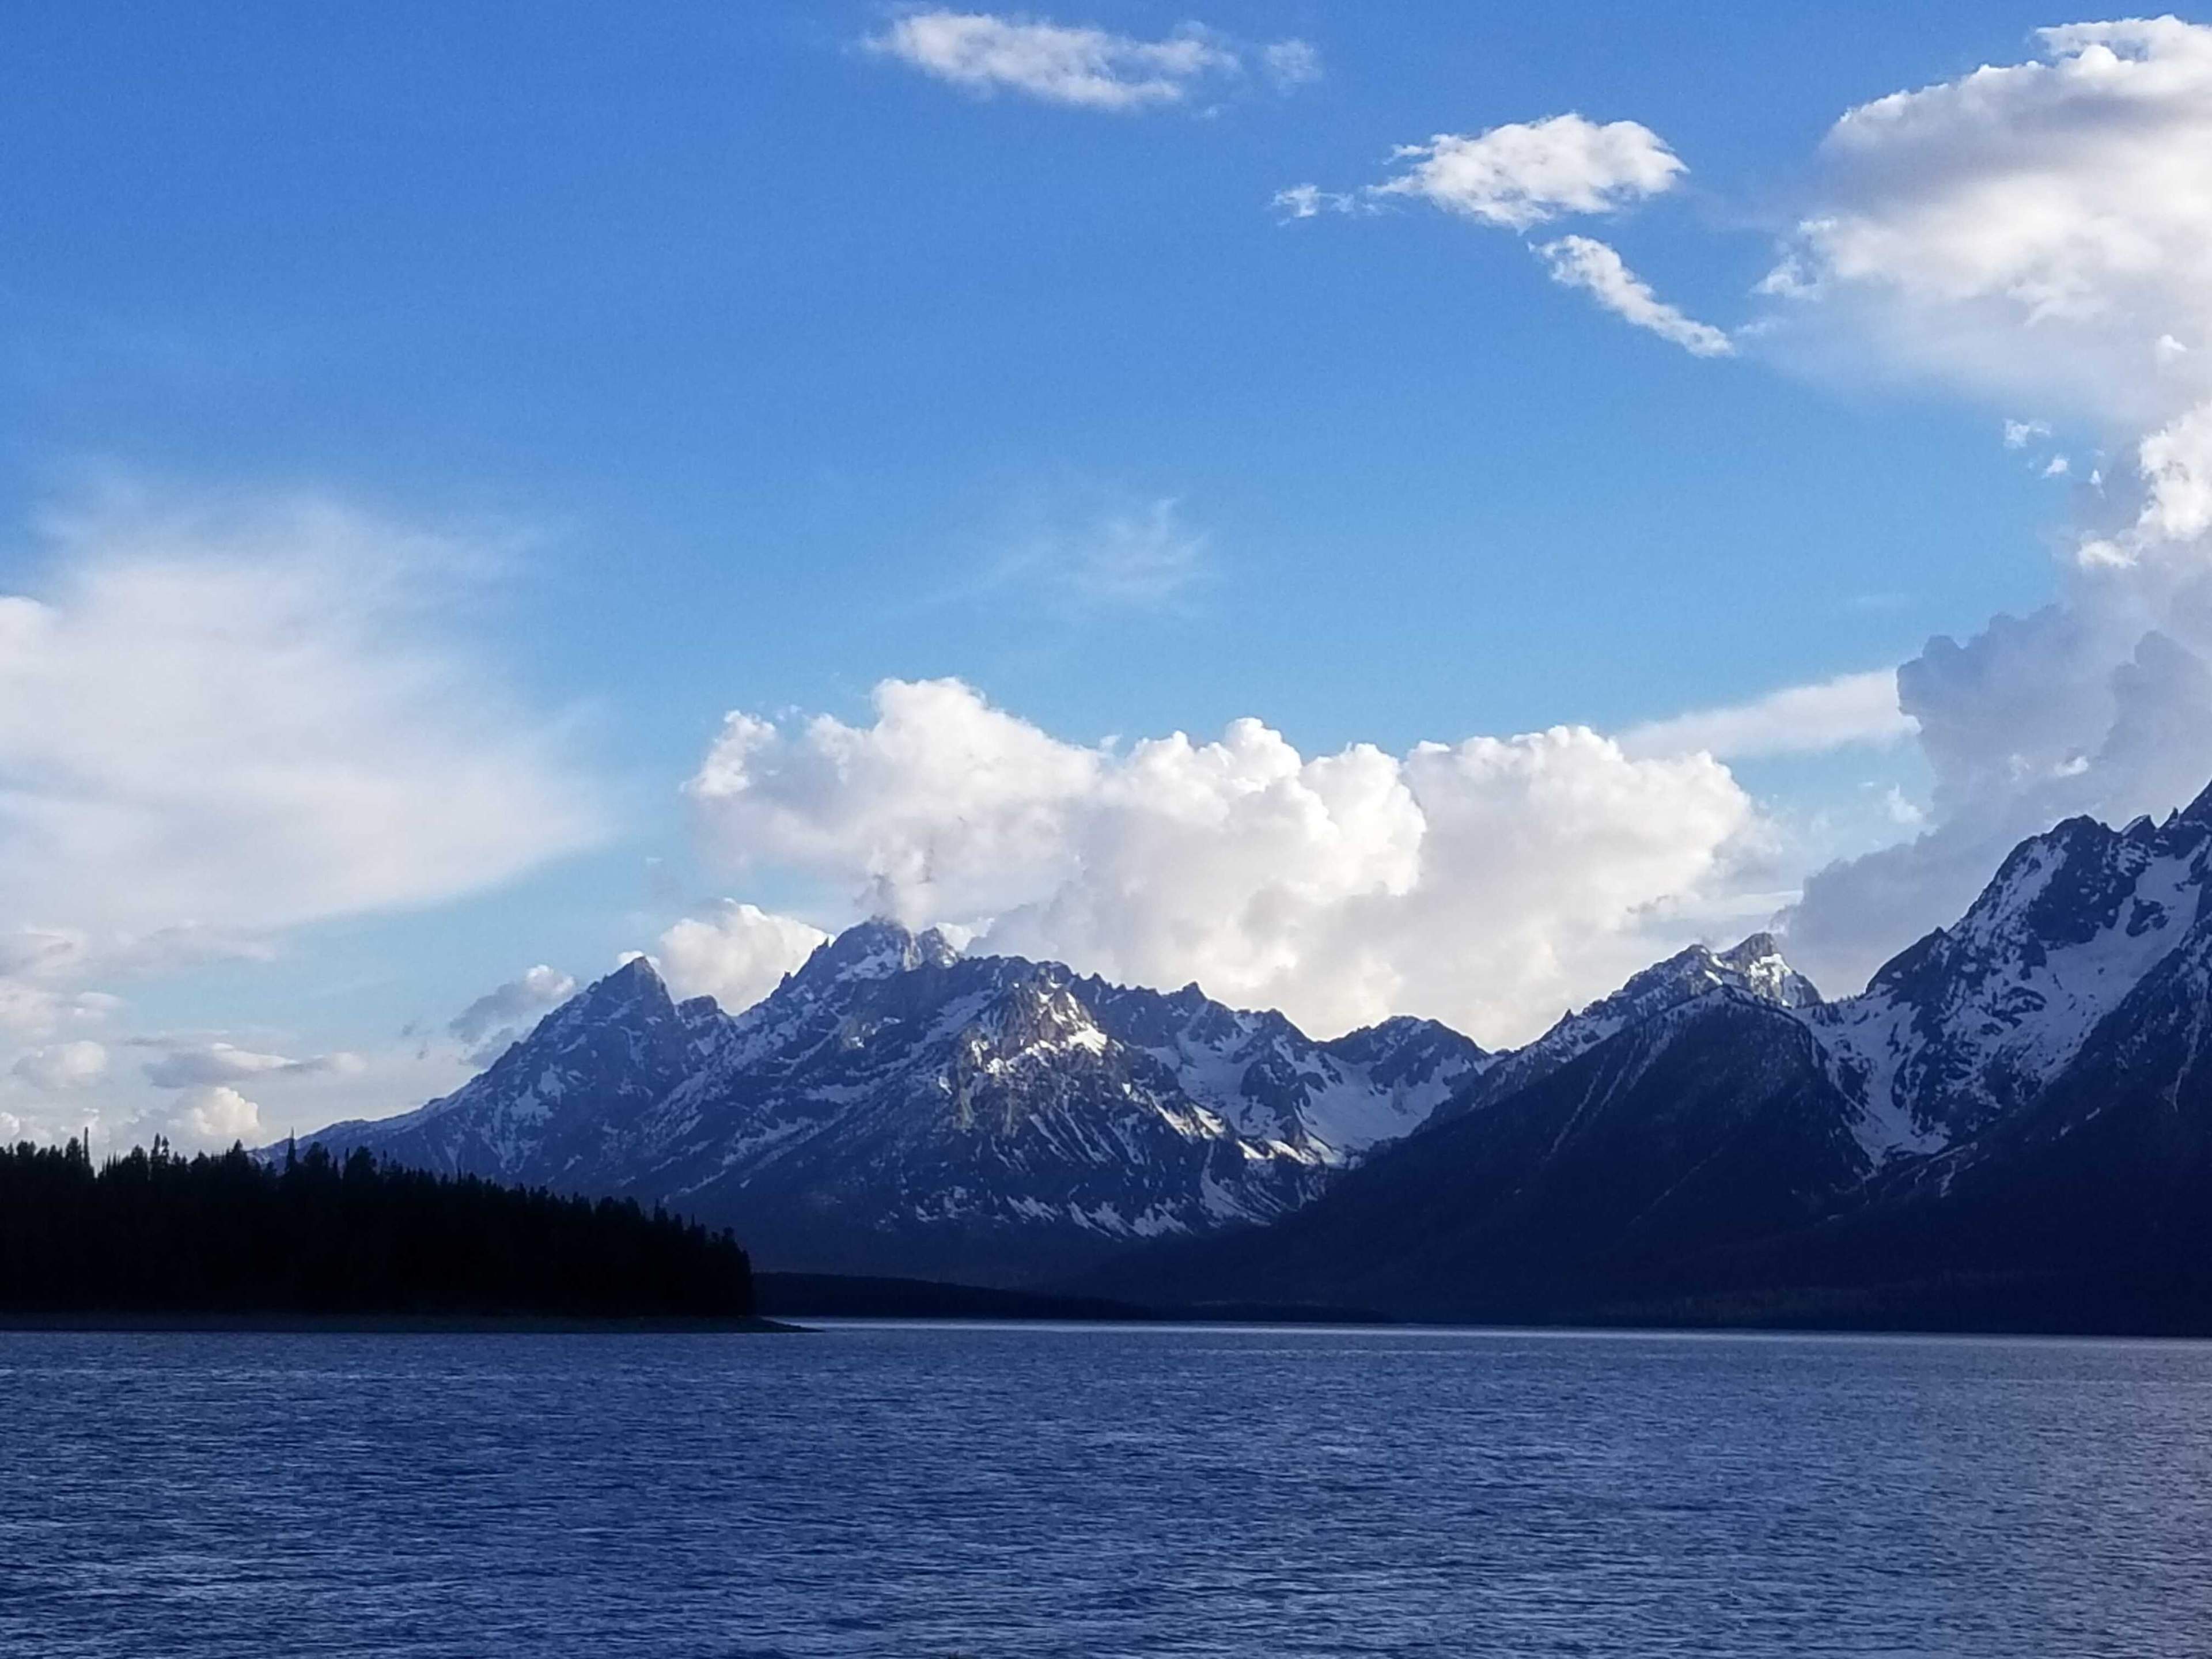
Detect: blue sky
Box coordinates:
(7, 3, 2210, 1144)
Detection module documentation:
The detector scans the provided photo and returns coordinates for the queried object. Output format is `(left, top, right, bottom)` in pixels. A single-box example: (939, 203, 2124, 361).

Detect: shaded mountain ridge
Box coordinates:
(1084, 787, 2212, 1326)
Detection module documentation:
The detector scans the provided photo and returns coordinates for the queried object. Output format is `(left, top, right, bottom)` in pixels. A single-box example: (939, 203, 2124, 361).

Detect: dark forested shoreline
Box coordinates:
(0, 1139, 759, 1323)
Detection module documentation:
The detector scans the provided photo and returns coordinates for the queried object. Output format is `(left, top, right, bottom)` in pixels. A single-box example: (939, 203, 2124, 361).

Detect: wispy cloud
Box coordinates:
(987, 494, 1214, 611)
(1285, 112, 1729, 357)
(863, 10, 1317, 112)
(135, 1038, 366, 1090)
(0, 485, 605, 1143)
(448, 965, 577, 1066)
(1537, 236, 1734, 358)
(1271, 183, 1359, 222)
(1619, 669, 1915, 761)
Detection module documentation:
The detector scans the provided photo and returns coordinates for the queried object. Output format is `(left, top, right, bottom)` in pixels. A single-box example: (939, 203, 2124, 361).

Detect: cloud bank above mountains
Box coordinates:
(682, 677, 1768, 1044)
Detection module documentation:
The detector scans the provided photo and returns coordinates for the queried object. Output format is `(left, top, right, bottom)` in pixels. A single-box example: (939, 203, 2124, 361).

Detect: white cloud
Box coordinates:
(0, 930, 121, 1039)
(687, 678, 1768, 1044)
(1619, 668, 1915, 760)
(0, 489, 602, 943)
(137, 1040, 363, 1090)
(448, 965, 577, 1065)
(1762, 20, 2212, 429)
(688, 679, 1102, 927)
(1537, 235, 1734, 357)
(1369, 114, 1685, 229)
(11, 1040, 108, 1092)
(1271, 183, 1358, 222)
(657, 903, 828, 1014)
(1759, 19, 2212, 988)
(863, 12, 1309, 112)
(0, 486, 603, 1143)
(1309, 115, 1725, 357)
(177, 1085, 259, 1143)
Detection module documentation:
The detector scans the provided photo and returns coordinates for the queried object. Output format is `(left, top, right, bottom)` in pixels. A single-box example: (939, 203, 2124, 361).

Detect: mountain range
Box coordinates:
(300, 919, 1486, 1282)
(299, 784, 2212, 1329)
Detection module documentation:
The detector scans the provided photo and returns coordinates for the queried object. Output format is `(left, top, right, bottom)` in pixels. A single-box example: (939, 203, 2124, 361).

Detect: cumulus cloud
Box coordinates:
(1369, 115, 1685, 229)
(1537, 236, 1734, 357)
(448, 965, 577, 1065)
(863, 11, 1312, 112)
(11, 1040, 108, 1092)
(687, 678, 1767, 1043)
(657, 903, 828, 1014)
(177, 1085, 259, 1143)
(1760, 21, 2212, 426)
(1619, 669, 1916, 760)
(1760, 19, 2212, 988)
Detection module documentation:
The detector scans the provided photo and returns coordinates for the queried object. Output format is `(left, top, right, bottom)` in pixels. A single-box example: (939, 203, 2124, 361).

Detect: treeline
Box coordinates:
(0, 1138, 754, 1320)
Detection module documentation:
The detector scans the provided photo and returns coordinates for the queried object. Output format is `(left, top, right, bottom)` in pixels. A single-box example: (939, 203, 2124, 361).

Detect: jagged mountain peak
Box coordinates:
(793, 916, 961, 987)
(1433, 929, 1819, 1125)
(1812, 786, 2212, 1153)
(1556, 931, 1819, 1036)
(1714, 932, 1823, 1009)
(2179, 774, 2212, 825)
(589, 951, 669, 999)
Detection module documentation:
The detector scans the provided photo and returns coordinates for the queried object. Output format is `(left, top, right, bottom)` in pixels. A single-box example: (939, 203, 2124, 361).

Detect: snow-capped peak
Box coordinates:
(1715, 933, 1821, 1009)
(1433, 931, 1819, 1123)
(792, 917, 961, 986)
(1807, 802, 2212, 1158)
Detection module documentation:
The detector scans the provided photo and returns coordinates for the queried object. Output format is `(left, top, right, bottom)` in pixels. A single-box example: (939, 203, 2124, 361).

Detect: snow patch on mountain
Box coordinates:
(295, 918, 1488, 1278)
(1805, 802, 2212, 1158)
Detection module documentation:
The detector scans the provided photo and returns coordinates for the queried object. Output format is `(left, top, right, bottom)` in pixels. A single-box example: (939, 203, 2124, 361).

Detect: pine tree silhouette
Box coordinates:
(0, 1137, 755, 1319)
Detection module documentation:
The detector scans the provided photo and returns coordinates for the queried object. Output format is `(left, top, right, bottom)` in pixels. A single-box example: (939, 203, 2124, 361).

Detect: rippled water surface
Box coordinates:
(3, 1322, 2210, 1657)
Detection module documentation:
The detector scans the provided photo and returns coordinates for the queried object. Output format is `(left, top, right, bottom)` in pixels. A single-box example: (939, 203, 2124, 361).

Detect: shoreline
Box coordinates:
(0, 1312, 804, 1335)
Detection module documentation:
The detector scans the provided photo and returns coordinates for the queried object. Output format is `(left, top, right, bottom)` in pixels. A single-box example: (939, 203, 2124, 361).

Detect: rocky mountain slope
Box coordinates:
(300, 921, 1487, 1281)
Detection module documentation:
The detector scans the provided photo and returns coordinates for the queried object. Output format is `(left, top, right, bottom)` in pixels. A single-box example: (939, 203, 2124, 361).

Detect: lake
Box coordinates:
(2, 1322, 2207, 1656)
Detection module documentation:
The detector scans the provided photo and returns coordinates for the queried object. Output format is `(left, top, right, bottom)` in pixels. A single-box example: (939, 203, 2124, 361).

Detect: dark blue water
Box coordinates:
(3, 1323, 2209, 1657)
